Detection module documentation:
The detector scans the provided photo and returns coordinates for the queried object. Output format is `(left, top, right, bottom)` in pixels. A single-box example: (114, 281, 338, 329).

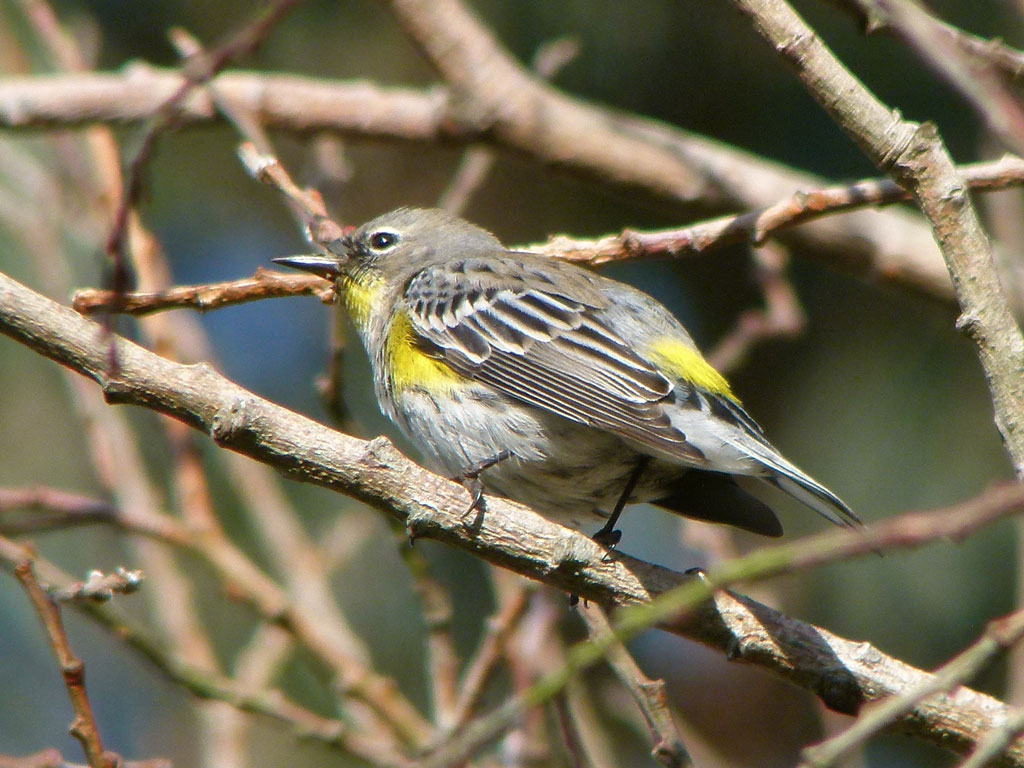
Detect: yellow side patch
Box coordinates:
(339, 273, 383, 330)
(646, 337, 738, 401)
(386, 311, 464, 395)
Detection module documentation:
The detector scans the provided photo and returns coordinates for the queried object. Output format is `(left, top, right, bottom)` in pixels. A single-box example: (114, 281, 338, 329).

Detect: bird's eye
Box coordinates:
(368, 231, 399, 250)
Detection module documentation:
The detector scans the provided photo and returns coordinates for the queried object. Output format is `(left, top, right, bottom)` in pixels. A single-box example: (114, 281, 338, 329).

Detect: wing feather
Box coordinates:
(403, 259, 705, 463)
(399, 253, 858, 528)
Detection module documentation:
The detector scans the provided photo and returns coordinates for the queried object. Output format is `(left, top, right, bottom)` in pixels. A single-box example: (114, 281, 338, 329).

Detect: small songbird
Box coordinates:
(274, 207, 858, 544)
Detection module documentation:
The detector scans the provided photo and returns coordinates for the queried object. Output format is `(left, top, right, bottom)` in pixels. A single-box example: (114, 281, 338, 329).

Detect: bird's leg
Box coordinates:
(593, 456, 651, 548)
(450, 449, 513, 518)
(571, 458, 651, 605)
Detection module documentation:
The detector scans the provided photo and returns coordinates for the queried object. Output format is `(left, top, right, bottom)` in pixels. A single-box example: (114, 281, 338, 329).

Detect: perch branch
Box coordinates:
(3, 270, 1024, 763)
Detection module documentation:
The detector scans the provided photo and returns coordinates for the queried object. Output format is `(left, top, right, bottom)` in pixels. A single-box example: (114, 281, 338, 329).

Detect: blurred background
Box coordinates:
(0, 0, 1020, 766)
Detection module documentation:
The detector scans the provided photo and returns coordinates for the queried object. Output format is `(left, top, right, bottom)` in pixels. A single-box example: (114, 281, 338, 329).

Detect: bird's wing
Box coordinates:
(402, 256, 706, 463)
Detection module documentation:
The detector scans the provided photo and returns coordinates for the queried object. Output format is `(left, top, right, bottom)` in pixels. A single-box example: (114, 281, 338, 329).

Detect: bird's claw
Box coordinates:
(449, 450, 513, 522)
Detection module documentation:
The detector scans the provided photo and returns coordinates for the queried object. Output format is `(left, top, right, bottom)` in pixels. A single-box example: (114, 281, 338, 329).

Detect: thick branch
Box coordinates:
(0, 68, 950, 299)
(2, 270, 1024, 762)
(730, 0, 1024, 475)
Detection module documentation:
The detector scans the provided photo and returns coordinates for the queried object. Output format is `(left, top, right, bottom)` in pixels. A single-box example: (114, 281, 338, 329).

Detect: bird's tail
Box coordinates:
(729, 428, 859, 527)
(696, 393, 861, 529)
(765, 462, 860, 528)
(655, 471, 784, 537)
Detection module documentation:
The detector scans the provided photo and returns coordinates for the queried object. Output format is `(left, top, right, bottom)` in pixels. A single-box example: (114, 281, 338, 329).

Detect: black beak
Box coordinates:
(271, 254, 344, 280)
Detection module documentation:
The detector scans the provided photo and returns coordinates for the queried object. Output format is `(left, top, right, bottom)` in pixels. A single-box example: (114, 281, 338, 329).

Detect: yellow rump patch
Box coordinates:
(646, 337, 738, 401)
(386, 311, 464, 395)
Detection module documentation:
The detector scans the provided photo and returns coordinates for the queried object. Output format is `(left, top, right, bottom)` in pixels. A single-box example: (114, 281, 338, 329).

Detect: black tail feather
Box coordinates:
(655, 471, 783, 537)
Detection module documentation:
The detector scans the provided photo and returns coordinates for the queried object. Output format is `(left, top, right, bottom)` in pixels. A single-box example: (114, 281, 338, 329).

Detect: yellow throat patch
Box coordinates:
(339, 273, 462, 395)
(646, 337, 738, 401)
(339, 272, 383, 331)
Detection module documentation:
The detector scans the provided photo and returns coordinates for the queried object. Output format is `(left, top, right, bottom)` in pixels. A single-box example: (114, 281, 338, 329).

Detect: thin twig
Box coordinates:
(942, 25, 1024, 81)
(72, 272, 331, 315)
(451, 581, 533, 729)
(502, 590, 564, 766)
(70, 154, 1024, 318)
(552, 692, 588, 768)
(563, 674, 616, 768)
(706, 240, 806, 373)
(532, 155, 1024, 268)
(314, 305, 353, 426)
(50, 567, 144, 603)
(0, 539, 117, 768)
(834, 0, 1024, 141)
(239, 142, 346, 244)
(848, 0, 1024, 157)
(399, 536, 461, 729)
(436, 148, 497, 216)
(0, 487, 117, 532)
(829, 2, 1024, 83)
(106, 0, 302, 271)
(168, 27, 276, 155)
(538, 620, 617, 768)
(579, 606, 691, 768)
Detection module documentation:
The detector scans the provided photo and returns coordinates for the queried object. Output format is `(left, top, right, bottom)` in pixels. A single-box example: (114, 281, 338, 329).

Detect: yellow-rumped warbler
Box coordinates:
(274, 207, 858, 544)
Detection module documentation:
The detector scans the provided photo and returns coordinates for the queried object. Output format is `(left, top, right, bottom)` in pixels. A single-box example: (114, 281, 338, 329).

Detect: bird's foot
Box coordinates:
(592, 524, 622, 549)
(449, 449, 513, 519)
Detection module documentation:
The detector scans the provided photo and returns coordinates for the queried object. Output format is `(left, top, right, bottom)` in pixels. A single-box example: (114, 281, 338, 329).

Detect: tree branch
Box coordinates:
(2, 541, 118, 768)
(3, 269, 1024, 762)
(801, 606, 1024, 767)
(69, 152, 1024, 321)
(72, 271, 329, 317)
(0, 67, 952, 300)
(579, 605, 690, 768)
(729, 0, 1024, 476)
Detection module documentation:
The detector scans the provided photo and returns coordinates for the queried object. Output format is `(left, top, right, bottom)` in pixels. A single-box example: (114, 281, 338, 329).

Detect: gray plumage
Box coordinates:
(274, 207, 859, 538)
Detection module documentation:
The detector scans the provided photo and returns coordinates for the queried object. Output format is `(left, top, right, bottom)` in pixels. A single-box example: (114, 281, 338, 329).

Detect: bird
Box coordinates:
(274, 207, 859, 545)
